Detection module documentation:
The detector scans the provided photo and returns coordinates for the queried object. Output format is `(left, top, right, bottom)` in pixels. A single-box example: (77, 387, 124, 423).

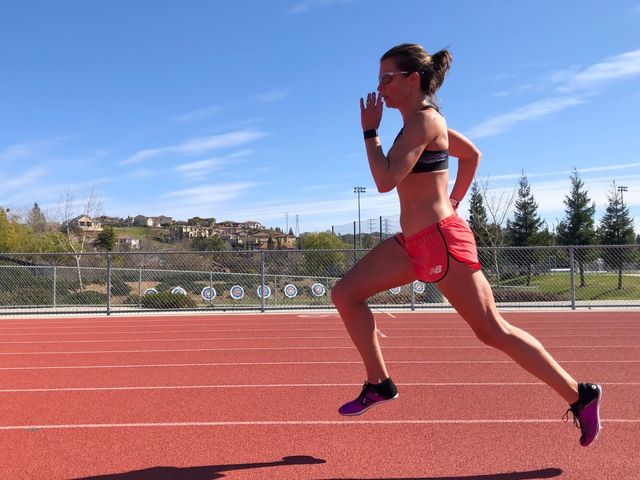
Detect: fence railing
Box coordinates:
(0, 245, 639, 315)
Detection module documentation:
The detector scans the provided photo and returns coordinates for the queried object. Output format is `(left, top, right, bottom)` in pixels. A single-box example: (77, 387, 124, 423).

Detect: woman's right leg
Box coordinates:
(331, 237, 415, 384)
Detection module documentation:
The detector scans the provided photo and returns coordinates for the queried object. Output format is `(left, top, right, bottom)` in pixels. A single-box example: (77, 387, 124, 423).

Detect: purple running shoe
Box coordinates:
(563, 383, 602, 447)
(338, 378, 398, 416)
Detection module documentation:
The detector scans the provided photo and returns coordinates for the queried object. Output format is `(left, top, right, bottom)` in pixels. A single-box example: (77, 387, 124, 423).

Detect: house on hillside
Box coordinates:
(117, 236, 140, 250)
(62, 215, 103, 233)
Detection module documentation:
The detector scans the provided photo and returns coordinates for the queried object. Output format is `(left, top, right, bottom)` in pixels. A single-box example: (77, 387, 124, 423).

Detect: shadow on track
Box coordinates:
(320, 467, 563, 480)
(71, 455, 326, 479)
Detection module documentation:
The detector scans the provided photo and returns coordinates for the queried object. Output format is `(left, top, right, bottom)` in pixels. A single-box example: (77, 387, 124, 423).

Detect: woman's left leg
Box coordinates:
(436, 260, 579, 404)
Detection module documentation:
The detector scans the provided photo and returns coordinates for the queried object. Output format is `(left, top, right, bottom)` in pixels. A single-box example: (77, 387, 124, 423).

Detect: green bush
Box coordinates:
(60, 291, 109, 305)
(141, 291, 198, 309)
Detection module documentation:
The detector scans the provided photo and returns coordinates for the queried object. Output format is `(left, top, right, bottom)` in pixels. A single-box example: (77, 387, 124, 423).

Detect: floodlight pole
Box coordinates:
(354, 187, 366, 248)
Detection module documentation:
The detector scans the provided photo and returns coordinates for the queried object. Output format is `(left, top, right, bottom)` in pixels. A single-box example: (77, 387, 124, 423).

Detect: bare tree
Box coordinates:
(476, 175, 516, 286)
(49, 187, 103, 291)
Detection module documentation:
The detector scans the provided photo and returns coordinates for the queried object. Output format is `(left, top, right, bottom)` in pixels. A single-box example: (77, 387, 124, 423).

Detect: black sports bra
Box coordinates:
(393, 105, 449, 173)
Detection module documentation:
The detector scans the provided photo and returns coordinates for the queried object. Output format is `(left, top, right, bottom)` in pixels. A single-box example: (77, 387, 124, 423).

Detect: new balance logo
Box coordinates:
(429, 265, 443, 275)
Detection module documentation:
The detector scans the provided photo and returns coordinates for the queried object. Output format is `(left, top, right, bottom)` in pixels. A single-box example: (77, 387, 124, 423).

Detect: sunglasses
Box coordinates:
(378, 71, 410, 85)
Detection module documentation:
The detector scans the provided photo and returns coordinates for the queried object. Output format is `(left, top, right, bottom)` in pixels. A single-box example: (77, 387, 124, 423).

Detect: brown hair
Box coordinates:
(381, 43, 452, 108)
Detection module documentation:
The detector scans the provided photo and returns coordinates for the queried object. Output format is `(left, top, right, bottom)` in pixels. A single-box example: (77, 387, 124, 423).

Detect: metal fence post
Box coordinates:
(106, 253, 112, 316)
(260, 251, 266, 312)
(53, 266, 57, 308)
(379, 216, 383, 245)
(353, 221, 356, 250)
(569, 247, 576, 310)
(411, 282, 416, 311)
(138, 269, 142, 308)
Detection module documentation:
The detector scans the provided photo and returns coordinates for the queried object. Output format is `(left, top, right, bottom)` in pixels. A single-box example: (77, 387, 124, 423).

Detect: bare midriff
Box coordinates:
(397, 169, 454, 237)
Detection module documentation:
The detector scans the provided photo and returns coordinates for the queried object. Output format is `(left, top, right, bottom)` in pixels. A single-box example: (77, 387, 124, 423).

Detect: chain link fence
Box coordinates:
(332, 215, 401, 249)
(1, 245, 639, 314)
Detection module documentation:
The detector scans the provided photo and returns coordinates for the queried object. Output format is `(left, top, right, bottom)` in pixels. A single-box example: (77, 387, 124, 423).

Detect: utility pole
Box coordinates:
(354, 187, 366, 248)
(618, 185, 628, 208)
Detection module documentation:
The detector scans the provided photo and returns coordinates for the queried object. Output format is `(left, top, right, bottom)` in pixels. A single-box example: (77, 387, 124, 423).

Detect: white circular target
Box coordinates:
(412, 281, 426, 294)
(257, 285, 271, 299)
(283, 284, 298, 298)
(311, 283, 326, 297)
(171, 286, 187, 296)
(201, 286, 216, 301)
(230, 285, 245, 300)
(388, 286, 402, 295)
(143, 288, 158, 296)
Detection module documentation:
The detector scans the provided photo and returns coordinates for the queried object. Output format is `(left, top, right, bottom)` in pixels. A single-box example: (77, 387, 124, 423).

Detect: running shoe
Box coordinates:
(563, 383, 603, 447)
(338, 377, 398, 416)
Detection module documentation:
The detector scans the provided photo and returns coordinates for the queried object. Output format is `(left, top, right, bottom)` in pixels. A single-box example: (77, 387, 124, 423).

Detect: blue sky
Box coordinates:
(1, 0, 639, 234)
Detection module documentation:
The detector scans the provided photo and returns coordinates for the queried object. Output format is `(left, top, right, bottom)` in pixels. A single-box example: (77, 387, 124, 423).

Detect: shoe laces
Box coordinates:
(562, 405, 580, 429)
(357, 381, 373, 405)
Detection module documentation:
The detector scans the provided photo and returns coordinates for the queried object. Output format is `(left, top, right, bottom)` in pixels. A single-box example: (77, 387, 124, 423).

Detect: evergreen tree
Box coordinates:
(27, 202, 47, 234)
(467, 181, 493, 268)
(597, 182, 635, 289)
(556, 169, 596, 287)
(506, 173, 545, 285)
(507, 173, 544, 246)
(94, 226, 117, 251)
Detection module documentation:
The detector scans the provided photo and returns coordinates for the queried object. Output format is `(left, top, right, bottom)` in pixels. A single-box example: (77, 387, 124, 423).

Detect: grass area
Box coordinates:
(496, 272, 640, 301)
(113, 227, 148, 238)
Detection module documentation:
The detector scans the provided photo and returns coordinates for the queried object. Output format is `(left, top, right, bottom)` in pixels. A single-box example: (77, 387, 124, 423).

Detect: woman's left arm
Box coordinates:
(447, 128, 481, 207)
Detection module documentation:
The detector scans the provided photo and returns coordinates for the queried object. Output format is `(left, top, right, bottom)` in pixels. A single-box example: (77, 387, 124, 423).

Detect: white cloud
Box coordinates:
(121, 130, 268, 165)
(253, 90, 290, 103)
(164, 182, 259, 206)
(172, 105, 224, 123)
(289, 0, 355, 14)
(0, 137, 66, 163)
(476, 49, 640, 139)
(553, 49, 640, 93)
(467, 96, 586, 138)
(5, 168, 48, 189)
(175, 157, 228, 182)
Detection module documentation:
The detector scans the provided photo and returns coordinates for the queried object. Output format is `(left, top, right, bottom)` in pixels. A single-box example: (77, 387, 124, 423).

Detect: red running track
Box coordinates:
(1, 310, 639, 479)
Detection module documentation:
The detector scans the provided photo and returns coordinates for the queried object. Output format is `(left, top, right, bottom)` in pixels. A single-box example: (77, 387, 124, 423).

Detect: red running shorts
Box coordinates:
(395, 214, 481, 283)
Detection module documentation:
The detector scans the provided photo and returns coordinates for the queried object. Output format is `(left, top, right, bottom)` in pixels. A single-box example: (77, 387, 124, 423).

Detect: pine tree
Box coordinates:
(506, 173, 545, 285)
(27, 202, 47, 234)
(556, 169, 596, 287)
(94, 226, 117, 251)
(597, 182, 635, 289)
(467, 181, 493, 269)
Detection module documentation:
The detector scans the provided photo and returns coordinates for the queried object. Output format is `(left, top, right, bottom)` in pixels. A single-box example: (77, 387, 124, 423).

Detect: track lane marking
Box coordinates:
(1, 419, 638, 431)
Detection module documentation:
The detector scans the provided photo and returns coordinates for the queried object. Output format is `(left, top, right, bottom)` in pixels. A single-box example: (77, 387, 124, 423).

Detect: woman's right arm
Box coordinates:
(447, 128, 481, 207)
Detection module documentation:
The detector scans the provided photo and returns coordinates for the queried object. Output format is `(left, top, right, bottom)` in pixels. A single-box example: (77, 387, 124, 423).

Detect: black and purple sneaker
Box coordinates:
(338, 378, 398, 416)
(564, 383, 603, 447)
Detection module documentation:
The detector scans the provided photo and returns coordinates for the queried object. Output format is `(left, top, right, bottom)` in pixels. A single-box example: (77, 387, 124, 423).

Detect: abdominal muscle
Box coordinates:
(397, 170, 454, 237)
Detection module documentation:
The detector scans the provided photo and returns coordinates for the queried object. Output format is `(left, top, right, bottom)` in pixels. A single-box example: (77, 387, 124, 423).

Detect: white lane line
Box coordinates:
(1, 419, 638, 431)
(2, 382, 639, 393)
(1, 334, 639, 344)
(1, 345, 639, 355)
(1, 359, 638, 371)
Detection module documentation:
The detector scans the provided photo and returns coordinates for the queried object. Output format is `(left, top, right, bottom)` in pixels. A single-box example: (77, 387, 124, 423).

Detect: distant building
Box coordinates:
(62, 215, 103, 233)
(117, 236, 140, 250)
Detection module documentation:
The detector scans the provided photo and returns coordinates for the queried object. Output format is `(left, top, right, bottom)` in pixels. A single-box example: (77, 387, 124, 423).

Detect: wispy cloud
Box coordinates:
(467, 96, 586, 138)
(121, 130, 268, 165)
(5, 168, 49, 189)
(0, 137, 66, 163)
(163, 182, 259, 207)
(174, 157, 229, 182)
(553, 49, 640, 93)
(289, 0, 355, 14)
(474, 49, 640, 139)
(172, 104, 224, 123)
(253, 90, 289, 103)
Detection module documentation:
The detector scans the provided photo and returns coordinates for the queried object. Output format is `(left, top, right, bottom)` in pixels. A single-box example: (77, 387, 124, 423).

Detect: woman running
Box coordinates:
(331, 43, 602, 447)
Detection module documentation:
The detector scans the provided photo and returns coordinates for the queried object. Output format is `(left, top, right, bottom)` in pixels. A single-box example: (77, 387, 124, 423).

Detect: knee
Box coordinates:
(331, 279, 361, 310)
(472, 319, 512, 349)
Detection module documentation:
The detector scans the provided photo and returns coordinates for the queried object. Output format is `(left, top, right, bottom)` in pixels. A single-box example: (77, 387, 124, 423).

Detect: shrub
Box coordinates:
(141, 291, 198, 309)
